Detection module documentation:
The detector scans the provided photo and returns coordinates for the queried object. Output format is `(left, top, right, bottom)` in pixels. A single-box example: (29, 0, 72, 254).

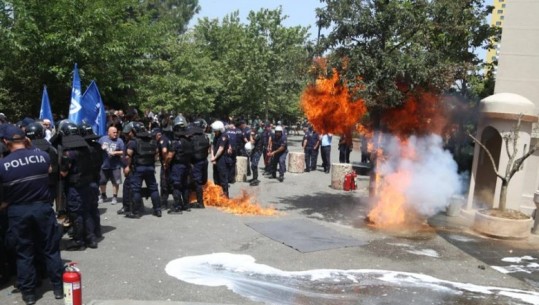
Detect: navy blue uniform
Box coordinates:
(127, 138, 160, 217)
(212, 132, 230, 197)
(63, 147, 97, 247)
(225, 128, 238, 182)
(249, 129, 264, 184)
(269, 133, 288, 179)
(303, 130, 320, 171)
(169, 134, 192, 211)
(0, 148, 63, 297)
(262, 128, 272, 171)
(157, 134, 172, 208)
(189, 128, 210, 207)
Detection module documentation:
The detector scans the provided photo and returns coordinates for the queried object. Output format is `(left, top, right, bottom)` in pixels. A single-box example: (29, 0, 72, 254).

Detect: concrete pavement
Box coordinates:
(1, 134, 538, 305)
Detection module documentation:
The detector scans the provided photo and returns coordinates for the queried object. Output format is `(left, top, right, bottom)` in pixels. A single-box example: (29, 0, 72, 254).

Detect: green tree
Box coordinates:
(0, 0, 198, 119)
(317, 0, 496, 120)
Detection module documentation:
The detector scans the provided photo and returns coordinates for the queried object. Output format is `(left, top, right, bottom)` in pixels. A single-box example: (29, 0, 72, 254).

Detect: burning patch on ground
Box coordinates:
(165, 253, 539, 305)
(203, 182, 277, 216)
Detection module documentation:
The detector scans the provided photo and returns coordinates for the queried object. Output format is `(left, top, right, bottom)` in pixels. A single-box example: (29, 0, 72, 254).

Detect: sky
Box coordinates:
(189, 0, 325, 42)
(191, 0, 494, 59)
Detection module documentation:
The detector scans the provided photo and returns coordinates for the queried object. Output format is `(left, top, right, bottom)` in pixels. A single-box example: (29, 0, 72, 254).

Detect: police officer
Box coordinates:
(210, 120, 230, 197)
(268, 126, 288, 182)
(248, 126, 264, 186)
(262, 122, 272, 175)
(237, 120, 251, 176)
(154, 128, 172, 209)
(0, 125, 64, 304)
(189, 118, 210, 208)
(123, 122, 161, 218)
(79, 122, 103, 240)
(58, 121, 97, 250)
(25, 122, 58, 203)
(225, 123, 238, 183)
(302, 125, 320, 172)
(165, 115, 192, 214)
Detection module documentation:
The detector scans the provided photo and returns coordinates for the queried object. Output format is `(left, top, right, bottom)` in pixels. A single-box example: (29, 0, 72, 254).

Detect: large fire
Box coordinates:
(300, 65, 367, 136)
(301, 63, 449, 229)
(203, 182, 277, 216)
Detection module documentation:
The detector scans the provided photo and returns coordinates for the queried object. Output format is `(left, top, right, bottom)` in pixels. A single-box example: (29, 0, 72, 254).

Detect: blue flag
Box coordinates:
(68, 63, 83, 123)
(81, 81, 107, 136)
(39, 85, 54, 126)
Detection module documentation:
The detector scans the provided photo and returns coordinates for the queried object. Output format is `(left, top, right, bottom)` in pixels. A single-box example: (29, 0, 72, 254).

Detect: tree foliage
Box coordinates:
(317, 0, 496, 113)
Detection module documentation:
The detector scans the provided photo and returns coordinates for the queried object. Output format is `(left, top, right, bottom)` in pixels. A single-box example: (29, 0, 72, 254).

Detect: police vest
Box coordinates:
(85, 138, 104, 183)
(134, 136, 156, 166)
(65, 147, 93, 187)
(191, 130, 210, 161)
(172, 136, 192, 164)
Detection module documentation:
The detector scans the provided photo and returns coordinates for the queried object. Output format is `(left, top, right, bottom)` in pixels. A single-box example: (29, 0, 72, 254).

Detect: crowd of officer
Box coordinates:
(0, 110, 334, 305)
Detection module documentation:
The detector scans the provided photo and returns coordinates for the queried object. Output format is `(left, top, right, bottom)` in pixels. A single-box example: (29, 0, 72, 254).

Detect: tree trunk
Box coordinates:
(499, 180, 508, 211)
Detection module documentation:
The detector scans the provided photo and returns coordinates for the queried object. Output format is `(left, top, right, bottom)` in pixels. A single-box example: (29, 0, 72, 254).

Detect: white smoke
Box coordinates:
(376, 133, 463, 217)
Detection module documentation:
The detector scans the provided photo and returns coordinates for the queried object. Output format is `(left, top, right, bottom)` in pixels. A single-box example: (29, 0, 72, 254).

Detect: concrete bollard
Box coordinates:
(330, 163, 353, 190)
(235, 156, 248, 182)
(288, 152, 305, 173)
(446, 195, 464, 217)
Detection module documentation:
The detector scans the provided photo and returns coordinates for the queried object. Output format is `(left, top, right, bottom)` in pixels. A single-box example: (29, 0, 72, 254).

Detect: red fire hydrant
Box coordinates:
(343, 171, 357, 191)
(63, 263, 82, 305)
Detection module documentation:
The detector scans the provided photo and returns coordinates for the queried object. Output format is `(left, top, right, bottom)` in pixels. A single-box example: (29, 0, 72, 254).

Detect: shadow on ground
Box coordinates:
(277, 192, 370, 227)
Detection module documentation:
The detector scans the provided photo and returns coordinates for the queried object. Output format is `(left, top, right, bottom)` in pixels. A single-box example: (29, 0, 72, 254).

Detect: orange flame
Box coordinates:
(382, 89, 446, 138)
(203, 182, 277, 216)
(300, 67, 367, 135)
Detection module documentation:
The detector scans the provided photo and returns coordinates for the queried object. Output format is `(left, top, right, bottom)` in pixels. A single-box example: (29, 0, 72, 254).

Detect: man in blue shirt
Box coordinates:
(0, 125, 63, 305)
(98, 126, 124, 204)
(321, 133, 333, 173)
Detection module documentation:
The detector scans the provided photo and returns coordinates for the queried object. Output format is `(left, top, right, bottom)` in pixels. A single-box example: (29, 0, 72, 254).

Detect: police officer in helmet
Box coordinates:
(78, 121, 103, 240)
(165, 115, 192, 214)
(58, 120, 98, 250)
(26, 122, 59, 204)
(189, 118, 210, 208)
(268, 125, 288, 182)
(210, 120, 230, 197)
(123, 122, 161, 218)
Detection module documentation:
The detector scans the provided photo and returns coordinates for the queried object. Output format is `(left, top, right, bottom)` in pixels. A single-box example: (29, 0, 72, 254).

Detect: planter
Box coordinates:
(472, 209, 533, 239)
(446, 195, 464, 217)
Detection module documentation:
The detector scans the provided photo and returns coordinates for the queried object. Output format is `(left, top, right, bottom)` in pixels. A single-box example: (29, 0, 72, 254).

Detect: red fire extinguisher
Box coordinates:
(63, 263, 82, 305)
(343, 171, 357, 191)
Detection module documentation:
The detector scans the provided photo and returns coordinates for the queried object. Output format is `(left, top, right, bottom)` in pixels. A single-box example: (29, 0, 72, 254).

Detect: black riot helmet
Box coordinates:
(25, 122, 45, 140)
(173, 115, 187, 132)
(192, 118, 208, 130)
(123, 121, 146, 135)
(58, 120, 80, 136)
(78, 121, 95, 137)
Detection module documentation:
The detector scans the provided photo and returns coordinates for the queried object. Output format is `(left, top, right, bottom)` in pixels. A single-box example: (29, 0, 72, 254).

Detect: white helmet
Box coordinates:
(244, 142, 253, 154)
(211, 120, 225, 132)
(275, 126, 283, 132)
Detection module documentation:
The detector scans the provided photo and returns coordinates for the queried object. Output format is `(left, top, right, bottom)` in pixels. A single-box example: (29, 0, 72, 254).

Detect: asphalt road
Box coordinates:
(1, 134, 539, 305)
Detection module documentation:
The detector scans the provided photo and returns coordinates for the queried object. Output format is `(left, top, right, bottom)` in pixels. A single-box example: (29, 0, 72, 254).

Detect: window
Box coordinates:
(499, 0, 504, 2)
(497, 9, 503, 14)
(496, 21, 502, 26)
(501, 16, 505, 20)
(502, 3, 506, 8)
(491, 56, 497, 61)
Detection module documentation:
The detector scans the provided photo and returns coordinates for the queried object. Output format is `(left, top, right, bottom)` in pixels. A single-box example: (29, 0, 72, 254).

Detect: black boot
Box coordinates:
(196, 189, 205, 208)
(181, 190, 191, 211)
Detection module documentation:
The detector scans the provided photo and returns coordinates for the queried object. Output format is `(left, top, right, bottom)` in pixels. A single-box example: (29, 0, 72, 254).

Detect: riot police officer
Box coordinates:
(210, 120, 230, 197)
(0, 125, 64, 304)
(153, 128, 172, 209)
(165, 115, 192, 214)
(189, 118, 210, 208)
(79, 122, 103, 240)
(268, 126, 288, 182)
(58, 121, 97, 250)
(25, 122, 58, 204)
(225, 123, 238, 183)
(123, 122, 161, 218)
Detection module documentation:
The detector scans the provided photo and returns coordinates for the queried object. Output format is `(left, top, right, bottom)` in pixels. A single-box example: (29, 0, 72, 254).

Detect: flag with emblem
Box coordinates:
(39, 85, 55, 126)
(68, 63, 83, 123)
